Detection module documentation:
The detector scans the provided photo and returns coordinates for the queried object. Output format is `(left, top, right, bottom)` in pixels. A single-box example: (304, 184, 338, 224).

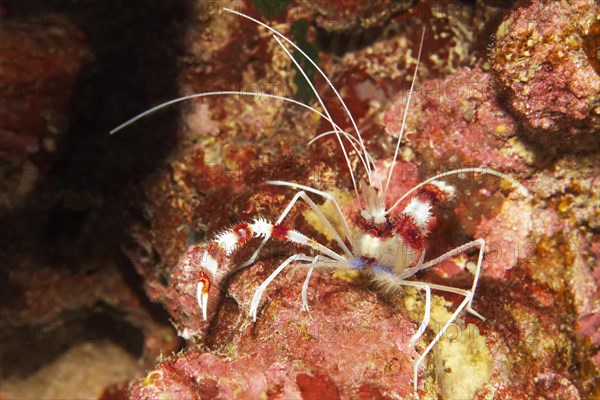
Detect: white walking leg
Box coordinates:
(249, 254, 316, 321)
(291, 256, 345, 312)
(415, 239, 486, 319)
(403, 282, 431, 347)
(412, 295, 471, 391)
(301, 261, 317, 312)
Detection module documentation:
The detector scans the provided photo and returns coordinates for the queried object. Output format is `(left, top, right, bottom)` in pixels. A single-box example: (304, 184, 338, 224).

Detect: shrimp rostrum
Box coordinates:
(111, 8, 529, 391)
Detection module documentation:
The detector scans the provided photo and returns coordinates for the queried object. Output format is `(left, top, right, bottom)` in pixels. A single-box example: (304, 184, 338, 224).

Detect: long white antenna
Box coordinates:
(271, 35, 363, 207)
(308, 130, 383, 192)
(224, 7, 377, 187)
(386, 167, 530, 215)
(111, 91, 341, 135)
(110, 91, 371, 206)
(383, 27, 426, 198)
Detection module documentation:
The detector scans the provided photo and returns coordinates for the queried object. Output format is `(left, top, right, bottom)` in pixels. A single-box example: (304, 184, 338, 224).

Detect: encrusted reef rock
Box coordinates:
(490, 0, 600, 152)
(384, 67, 537, 279)
(132, 269, 420, 399)
(297, 0, 416, 32)
(123, 0, 597, 398)
(385, 67, 530, 176)
(385, 63, 599, 396)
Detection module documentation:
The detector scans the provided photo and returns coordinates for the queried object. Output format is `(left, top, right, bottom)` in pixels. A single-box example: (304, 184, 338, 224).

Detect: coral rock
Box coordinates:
(131, 267, 418, 399)
(490, 0, 600, 152)
(123, 2, 598, 398)
(385, 67, 530, 174)
(297, 0, 415, 32)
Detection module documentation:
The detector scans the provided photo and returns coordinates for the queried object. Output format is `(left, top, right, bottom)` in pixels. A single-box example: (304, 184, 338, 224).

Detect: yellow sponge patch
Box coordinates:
(435, 323, 491, 399)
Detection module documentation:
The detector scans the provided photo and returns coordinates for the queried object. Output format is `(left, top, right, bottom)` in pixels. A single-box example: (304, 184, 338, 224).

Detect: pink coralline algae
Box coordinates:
(132, 267, 418, 399)
(490, 0, 600, 152)
(122, 1, 599, 399)
(385, 67, 528, 175)
(384, 67, 536, 279)
(384, 64, 599, 397)
(132, 242, 585, 399)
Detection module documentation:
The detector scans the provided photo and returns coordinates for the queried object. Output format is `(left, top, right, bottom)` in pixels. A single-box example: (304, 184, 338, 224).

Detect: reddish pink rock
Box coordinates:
(131, 267, 418, 399)
(384, 67, 536, 278)
(385, 63, 599, 394)
(123, 2, 597, 398)
(490, 0, 600, 152)
(385, 67, 528, 175)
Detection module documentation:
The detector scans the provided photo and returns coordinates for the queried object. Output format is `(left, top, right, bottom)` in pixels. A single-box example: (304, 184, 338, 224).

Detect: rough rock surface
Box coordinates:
(298, 0, 416, 32)
(120, 1, 598, 398)
(490, 0, 600, 152)
(385, 64, 599, 396)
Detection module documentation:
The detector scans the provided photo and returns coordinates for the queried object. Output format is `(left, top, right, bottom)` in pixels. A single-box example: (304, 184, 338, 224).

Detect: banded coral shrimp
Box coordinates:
(111, 7, 530, 392)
